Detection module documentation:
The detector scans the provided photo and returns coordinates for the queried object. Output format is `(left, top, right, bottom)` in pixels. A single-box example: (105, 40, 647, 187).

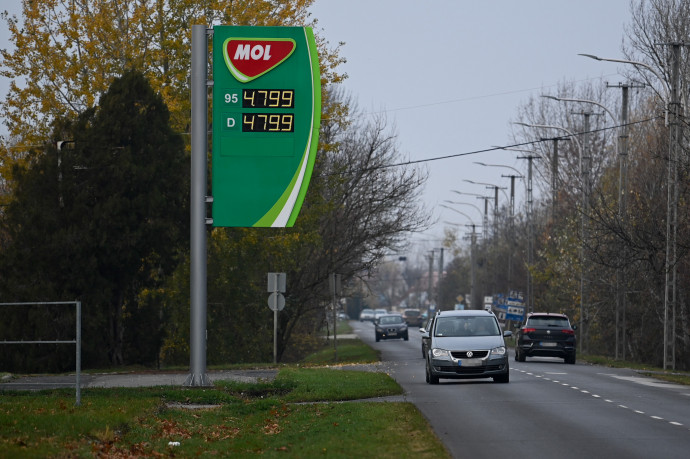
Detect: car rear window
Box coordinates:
(527, 316, 570, 327)
(405, 310, 420, 317)
(379, 315, 403, 324)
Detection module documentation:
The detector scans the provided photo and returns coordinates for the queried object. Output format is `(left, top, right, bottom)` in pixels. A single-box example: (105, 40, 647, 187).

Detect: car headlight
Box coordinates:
(431, 348, 451, 359)
(491, 346, 506, 356)
(400, 324, 408, 331)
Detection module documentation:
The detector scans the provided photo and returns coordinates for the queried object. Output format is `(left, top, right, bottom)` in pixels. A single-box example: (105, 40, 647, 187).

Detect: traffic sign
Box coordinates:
(268, 292, 285, 311)
(211, 26, 321, 227)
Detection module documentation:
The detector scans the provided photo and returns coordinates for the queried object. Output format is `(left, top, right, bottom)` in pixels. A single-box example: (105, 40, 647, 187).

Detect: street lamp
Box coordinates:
(441, 199, 484, 221)
(474, 162, 526, 288)
(447, 193, 490, 241)
(473, 162, 524, 219)
(541, 95, 618, 156)
(581, 51, 680, 370)
(513, 121, 587, 341)
(541, 92, 632, 360)
(578, 53, 669, 102)
(440, 205, 479, 309)
(463, 179, 509, 202)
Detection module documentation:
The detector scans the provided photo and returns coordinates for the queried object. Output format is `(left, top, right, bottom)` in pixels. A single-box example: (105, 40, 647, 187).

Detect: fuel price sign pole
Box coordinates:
(186, 25, 320, 386)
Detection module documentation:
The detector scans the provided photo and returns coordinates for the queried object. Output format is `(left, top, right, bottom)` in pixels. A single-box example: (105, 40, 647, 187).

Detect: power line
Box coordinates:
(358, 74, 624, 116)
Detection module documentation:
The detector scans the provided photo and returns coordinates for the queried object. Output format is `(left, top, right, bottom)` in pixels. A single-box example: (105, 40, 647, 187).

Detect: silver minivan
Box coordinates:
(423, 310, 512, 384)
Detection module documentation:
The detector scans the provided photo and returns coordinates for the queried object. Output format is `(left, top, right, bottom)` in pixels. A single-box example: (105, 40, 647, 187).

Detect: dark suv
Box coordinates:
(515, 312, 577, 364)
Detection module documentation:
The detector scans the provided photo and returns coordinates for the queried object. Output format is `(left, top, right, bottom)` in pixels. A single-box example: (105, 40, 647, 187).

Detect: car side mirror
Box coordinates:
(503, 330, 513, 338)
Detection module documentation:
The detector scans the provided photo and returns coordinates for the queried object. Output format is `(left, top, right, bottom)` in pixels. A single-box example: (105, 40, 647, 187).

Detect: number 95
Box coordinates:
(224, 93, 238, 104)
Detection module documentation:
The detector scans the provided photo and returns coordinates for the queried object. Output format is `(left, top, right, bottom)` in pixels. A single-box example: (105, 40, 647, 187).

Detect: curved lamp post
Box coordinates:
(581, 51, 679, 369)
(447, 194, 488, 241)
(440, 205, 479, 309)
(541, 93, 630, 360)
(578, 53, 669, 102)
(513, 121, 586, 344)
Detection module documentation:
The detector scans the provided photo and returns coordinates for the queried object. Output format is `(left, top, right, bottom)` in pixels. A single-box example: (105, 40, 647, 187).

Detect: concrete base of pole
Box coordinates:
(183, 373, 212, 387)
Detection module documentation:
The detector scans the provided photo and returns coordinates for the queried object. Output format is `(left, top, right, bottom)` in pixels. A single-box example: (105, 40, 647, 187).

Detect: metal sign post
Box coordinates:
(187, 24, 319, 384)
(268, 273, 286, 363)
(330, 273, 341, 362)
(185, 24, 211, 387)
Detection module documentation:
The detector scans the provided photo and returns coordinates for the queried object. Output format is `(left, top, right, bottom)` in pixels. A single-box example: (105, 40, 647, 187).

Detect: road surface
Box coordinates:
(350, 319, 690, 459)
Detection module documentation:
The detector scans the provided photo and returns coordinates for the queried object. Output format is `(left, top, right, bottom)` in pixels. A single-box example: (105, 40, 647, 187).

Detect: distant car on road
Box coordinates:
(373, 309, 388, 321)
(375, 314, 409, 341)
(359, 309, 375, 322)
(425, 310, 512, 384)
(402, 308, 423, 327)
(515, 312, 577, 364)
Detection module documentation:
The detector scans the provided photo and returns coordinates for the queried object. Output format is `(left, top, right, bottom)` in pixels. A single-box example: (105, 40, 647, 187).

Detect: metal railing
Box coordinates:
(0, 301, 82, 405)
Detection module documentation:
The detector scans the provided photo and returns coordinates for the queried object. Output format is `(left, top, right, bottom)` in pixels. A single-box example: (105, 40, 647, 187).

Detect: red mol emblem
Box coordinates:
(223, 38, 296, 83)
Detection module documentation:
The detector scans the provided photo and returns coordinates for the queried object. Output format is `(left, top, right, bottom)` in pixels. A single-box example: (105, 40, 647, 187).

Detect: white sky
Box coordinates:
(309, 0, 633, 251)
(1, 1, 634, 254)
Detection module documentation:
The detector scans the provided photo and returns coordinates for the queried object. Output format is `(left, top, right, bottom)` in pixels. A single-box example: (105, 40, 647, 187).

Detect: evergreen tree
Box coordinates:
(0, 70, 188, 369)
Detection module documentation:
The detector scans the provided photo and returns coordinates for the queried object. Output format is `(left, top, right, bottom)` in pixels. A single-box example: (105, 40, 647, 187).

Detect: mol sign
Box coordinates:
(212, 26, 321, 227)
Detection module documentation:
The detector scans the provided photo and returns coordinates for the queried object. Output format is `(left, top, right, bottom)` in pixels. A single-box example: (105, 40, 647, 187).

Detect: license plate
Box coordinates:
(459, 358, 481, 367)
(388, 331, 397, 336)
(541, 342, 557, 347)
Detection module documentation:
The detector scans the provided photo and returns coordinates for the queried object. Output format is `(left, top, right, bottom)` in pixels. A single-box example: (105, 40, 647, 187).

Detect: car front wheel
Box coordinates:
(425, 359, 439, 384)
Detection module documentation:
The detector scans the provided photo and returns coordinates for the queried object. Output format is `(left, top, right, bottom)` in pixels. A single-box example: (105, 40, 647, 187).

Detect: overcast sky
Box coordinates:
(309, 0, 634, 252)
(1, 1, 636, 255)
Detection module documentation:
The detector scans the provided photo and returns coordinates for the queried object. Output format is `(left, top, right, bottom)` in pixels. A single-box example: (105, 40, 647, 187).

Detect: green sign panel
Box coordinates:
(212, 26, 320, 227)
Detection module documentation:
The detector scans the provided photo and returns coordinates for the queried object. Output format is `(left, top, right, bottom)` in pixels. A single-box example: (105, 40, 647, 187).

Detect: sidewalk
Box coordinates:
(0, 369, 278, 391)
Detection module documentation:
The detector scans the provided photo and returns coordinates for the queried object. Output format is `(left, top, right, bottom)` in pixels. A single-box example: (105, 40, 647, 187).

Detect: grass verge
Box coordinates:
(0, 367, 448, 458)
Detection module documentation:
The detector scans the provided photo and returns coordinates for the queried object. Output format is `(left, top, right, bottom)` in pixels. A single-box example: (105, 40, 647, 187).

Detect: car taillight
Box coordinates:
(562, 329, 575, 335)
(522, 328, 536, 333)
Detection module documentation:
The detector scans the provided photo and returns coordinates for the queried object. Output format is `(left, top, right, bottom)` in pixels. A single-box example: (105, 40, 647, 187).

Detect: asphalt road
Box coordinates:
(350, 319, 690, 459)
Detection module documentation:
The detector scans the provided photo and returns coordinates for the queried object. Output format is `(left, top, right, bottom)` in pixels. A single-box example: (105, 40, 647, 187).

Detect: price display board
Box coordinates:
(212, 26, 320, 227)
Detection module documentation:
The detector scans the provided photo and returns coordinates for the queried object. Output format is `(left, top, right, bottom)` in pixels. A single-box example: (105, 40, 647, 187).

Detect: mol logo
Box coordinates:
(223, 38, 296, 83)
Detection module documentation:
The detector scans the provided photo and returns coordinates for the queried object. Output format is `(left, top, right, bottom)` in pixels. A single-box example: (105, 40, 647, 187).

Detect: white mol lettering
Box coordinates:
(234, 44, 272, 60)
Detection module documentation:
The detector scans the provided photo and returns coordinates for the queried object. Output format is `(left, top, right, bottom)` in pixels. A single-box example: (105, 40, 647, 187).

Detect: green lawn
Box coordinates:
(0, 339, 449, 458)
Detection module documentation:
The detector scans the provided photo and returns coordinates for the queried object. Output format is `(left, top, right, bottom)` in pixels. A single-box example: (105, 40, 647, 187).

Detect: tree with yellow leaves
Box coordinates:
(0, 0, 344, 189)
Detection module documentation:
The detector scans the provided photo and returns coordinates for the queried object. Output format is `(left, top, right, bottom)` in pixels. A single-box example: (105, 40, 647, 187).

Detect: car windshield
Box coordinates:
(434, 316, 499, 337)
(405, 310, 420, 317)
(528, 316, 569, 327)
(379, 315, 404, 325)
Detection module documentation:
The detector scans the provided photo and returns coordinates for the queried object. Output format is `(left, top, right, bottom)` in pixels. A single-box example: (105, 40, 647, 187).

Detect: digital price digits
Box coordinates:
(242, 113, 294, 132)
(242, 89, 294, 108)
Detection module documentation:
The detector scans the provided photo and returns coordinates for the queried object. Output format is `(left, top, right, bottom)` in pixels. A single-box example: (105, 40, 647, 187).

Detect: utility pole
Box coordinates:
(608, 81, 644, 360)
(517, 154, 537, 313)
(427, 250, 435, 316)
(663, 43, 683, 370)
(438, 248, 444, 310)
(569, 111, 599, 353)
(468, 226, 477, 310)
(501, 172, 523, 287)
(551, 138, 560, 215)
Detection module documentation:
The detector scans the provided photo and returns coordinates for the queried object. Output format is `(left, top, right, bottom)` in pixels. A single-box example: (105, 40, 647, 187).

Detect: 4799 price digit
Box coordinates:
(242, 113, 294, 132)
